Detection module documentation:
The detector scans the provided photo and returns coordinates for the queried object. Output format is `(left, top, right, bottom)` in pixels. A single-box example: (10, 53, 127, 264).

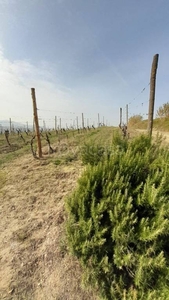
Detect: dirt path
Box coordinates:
(0, 153, 97, 300)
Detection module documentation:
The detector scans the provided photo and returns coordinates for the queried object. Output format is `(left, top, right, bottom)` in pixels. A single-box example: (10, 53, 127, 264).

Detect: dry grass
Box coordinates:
(0, 130, 104, 300)
(1, 126, 169, 299)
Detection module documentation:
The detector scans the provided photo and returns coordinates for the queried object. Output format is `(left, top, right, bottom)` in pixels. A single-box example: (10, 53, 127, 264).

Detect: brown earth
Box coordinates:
(0, 152, 98, 300)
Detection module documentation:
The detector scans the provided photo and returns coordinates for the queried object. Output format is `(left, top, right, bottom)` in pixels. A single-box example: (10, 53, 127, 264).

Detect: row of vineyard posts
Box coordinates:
(2, 54, 159, 159)
(119, 54, 159, 138)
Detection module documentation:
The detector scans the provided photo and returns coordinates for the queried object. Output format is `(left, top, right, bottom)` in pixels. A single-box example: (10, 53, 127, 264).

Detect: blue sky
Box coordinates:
(0, 0, 169, 128)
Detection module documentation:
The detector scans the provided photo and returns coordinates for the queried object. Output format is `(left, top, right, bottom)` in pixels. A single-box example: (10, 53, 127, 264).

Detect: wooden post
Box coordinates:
(76, 116, 78, 129)
(98, 113, 100, 127)
(0, 124, 3, 134)
(32, 117, 35, 133)
(126, 104, 128, 126)
(31, 88, 42, 158)
(120, 108, 122, 126)
(43, 120, 46, 131)
(9, 118, 12, 133)
(60, 118, 62, 129)
(147, 54, 159, 136)
(26, 121, 28, 131)
(103, 116, 104, 125)
(82, 113, 84, 129)
(55, 116, 57, 131)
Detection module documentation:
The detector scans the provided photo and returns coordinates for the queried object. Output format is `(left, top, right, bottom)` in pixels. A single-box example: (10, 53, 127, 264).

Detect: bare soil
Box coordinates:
(0, 152, 98, 300)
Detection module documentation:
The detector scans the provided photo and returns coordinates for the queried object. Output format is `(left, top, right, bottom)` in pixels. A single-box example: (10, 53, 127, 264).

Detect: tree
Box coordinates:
(128, 115, 143, 126)
(157, 102, 169, 118)
(66, 134, 169, 300)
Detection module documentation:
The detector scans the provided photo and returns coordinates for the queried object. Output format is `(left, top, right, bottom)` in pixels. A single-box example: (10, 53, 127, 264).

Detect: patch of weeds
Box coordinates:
(0, 171, 6, 189)
(111, 131, 128, 151)
(88, 131, 97, 137)
(80, 143, 105, 166)
(54, 159, 62, 166)
(59, 237, 68, 258)
(64, 153, 78, 164)
(14, 228, 30, 242)
(0, 144, 31, 167)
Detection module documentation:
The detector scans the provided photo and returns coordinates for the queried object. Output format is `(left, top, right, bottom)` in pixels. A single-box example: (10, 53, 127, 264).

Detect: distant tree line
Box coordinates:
(128, 102, 169, 125)
(156, 102, 169, 118)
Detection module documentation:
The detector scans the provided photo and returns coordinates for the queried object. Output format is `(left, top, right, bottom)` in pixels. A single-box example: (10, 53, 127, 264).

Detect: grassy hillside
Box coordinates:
(0, 127, 116, 167)
(128, 117, 169, 131)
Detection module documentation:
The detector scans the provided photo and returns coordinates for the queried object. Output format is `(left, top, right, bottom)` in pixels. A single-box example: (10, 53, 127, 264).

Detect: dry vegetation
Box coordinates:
(0, 127, 113, 300)
(0, 156, 97, 300)
(0, 126, 169, 300)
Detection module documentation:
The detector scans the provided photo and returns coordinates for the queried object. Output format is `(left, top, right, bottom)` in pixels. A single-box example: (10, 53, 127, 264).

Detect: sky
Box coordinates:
(0, 0, 169, 128)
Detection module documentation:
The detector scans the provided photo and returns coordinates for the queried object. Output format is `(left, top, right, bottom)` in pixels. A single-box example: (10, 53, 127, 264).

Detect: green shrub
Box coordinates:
(111, 131, 128, 152)
(66, 135, 169, 300)
(64, 153, 78, 164)
(80, 143, 105, 166)
(54, 159, 61, 166)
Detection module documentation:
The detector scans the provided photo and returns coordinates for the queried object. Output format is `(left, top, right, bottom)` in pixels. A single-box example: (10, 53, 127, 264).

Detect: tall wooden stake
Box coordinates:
(60, 118, 62, 129)
(55, 116, 57, 131)
(82, 113, 84, 129)
(32, 117, 35, 132)
(98, 113, 100, 127)
(43, 120, 46, 131)
(126, 104, 128, 126)
(76, 116, 78, 129)
(120, 108, 122, 126)
(147, 54, 159, 136)
(9, 118, 12, 133)
(31, 88, 42, 158)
